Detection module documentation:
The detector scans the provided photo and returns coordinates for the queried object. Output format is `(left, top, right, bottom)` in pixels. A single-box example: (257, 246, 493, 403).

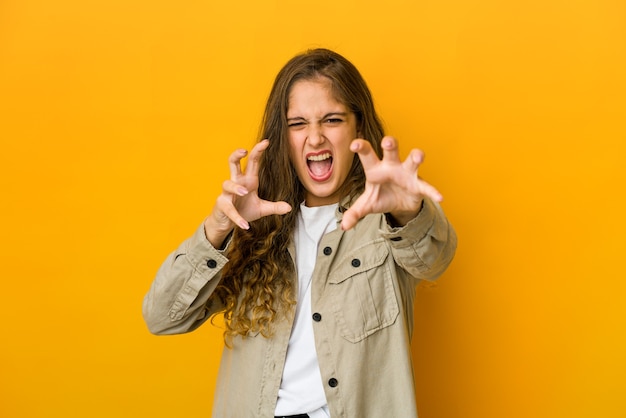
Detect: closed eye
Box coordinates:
(288, 121, 306, 128)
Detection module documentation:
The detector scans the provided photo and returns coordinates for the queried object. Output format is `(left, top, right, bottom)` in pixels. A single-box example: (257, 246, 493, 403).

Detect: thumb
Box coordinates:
(259, 200, 292, 217)
(340, 206, 362, 231)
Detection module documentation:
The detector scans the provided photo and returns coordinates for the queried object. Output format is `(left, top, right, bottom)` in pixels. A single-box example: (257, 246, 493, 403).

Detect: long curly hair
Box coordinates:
(213, 48, 385, 345)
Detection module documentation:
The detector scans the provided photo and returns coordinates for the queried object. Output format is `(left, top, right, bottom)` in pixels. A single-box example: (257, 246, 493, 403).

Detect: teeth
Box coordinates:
(307, 153, 331, 161)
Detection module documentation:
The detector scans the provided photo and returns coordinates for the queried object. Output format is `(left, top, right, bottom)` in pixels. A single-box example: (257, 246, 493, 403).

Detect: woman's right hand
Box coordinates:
(204, 139, 292, 248)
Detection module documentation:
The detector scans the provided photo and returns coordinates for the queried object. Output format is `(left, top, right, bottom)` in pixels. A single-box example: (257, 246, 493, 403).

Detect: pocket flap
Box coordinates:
(329, 239, 389, 284)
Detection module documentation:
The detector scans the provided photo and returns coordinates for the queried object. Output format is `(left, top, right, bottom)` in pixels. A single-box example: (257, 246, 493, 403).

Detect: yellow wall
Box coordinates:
(1, 1, 624, 417)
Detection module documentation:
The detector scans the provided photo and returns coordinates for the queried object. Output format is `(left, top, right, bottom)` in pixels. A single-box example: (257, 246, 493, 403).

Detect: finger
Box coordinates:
(340, 208, 362, 231)
(222, 179, 248, 197)
(246, 139, 269, 177)
(403, 149, 425, 173)
(381, 136, 400, 162)
(418, 179, 444, 202)
(258, 200, 292, 217)
(350, 139, 380, 171)
(228, 148, 248, 180)
(216, 195, 250, 230)
(340, 196, 368, 230)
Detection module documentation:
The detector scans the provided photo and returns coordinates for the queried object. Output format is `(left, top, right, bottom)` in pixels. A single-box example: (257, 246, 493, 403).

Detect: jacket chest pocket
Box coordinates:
(327, 242, 399, 343)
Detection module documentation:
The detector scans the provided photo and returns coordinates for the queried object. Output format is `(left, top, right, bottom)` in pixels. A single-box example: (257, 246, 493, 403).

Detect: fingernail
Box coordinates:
(237, 187, 248, 196)
(239, 220, 250, 230)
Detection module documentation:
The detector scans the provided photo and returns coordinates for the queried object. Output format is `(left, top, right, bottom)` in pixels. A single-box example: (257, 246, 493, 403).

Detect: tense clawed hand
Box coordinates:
(204, 140, 291, 247)
(340, 136, 442, 230)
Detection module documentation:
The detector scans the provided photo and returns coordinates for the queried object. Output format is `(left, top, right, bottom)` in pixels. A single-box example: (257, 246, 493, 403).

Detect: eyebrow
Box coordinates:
(287, 112, 350, 122)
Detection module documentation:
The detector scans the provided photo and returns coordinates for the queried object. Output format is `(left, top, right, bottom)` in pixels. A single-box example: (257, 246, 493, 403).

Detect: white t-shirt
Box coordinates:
(274, 203, 337, 418)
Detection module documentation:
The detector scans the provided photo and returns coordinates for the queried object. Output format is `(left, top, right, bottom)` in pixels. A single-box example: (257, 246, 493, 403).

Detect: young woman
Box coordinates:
(143, 48, 457, 418)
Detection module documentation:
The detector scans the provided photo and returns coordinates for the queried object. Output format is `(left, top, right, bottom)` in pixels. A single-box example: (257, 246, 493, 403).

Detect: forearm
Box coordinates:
(383, 198, 457, 281)
(142, 223, 229, 335)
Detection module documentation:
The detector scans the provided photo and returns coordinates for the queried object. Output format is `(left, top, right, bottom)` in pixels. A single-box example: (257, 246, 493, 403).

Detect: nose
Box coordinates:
(307, 124, 325, 147)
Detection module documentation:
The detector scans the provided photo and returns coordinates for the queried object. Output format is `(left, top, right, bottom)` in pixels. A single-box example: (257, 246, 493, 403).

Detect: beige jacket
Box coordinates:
(143, 198, 457, 417)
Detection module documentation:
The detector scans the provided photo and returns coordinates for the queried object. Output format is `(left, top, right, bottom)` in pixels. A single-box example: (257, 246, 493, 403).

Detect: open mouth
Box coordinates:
(307, 151, 333, 181)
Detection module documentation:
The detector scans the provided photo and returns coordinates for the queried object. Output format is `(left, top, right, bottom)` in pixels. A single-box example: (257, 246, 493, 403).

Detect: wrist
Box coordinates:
(387, 199, 424, 227)
(204, 214, 234, 249)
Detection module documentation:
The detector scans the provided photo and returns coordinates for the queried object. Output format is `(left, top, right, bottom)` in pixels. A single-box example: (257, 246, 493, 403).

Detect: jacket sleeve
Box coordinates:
(142, 223, 229, 335)
(381, 198, 457, 281)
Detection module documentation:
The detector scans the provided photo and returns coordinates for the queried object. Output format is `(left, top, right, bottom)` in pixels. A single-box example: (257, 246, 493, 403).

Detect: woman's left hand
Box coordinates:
(341, 136, 443, 230)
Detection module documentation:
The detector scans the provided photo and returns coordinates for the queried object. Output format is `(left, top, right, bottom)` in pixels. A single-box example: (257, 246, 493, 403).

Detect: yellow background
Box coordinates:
(1, 0, 625, 417)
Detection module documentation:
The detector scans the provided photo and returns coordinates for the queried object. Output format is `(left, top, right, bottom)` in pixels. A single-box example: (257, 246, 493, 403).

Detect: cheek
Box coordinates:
(287, 135, 302, 164)
(335, 129, 356, 154)
(338, 133, 357, 170)
(341, 152, 356, 172)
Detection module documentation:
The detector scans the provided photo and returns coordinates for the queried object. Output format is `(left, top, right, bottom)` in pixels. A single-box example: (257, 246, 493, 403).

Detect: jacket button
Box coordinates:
(207, 259, 218, 268)
(351, 258, 361, 267)
(312, 312, 322, 322)
(328, 378, 338, 387)
(323, 246, 332, 256)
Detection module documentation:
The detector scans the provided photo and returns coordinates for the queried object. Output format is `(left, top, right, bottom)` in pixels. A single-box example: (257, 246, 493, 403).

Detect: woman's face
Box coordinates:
(287, 77, 359, 207)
